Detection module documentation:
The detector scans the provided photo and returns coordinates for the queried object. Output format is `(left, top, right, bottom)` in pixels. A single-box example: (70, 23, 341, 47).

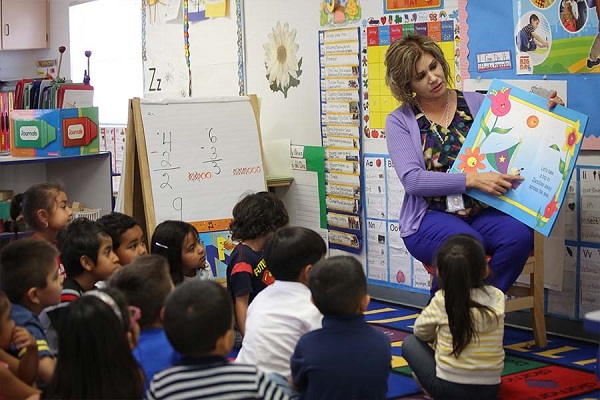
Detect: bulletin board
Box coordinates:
(462, 1, 600, 149)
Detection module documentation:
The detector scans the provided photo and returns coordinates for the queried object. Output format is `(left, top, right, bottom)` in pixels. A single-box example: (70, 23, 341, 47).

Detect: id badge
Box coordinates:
(446, 194, 465, 212)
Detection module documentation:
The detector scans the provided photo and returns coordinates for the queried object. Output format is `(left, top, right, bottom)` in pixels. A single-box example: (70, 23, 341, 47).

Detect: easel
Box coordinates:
(122, 95, 265, 241)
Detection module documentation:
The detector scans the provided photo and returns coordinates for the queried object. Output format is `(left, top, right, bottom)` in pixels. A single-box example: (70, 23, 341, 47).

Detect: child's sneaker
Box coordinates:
(411, 372, 433, 400)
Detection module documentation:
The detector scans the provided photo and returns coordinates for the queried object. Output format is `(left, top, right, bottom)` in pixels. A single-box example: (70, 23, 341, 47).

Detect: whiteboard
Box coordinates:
(138, 96, 266, 229)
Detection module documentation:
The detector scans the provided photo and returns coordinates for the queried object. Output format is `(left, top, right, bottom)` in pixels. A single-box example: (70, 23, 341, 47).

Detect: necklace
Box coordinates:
(416, 90, 451, 144)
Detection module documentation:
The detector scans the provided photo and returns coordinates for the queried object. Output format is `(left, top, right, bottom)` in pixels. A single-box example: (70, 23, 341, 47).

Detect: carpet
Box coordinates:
(366, 299, 600, 400)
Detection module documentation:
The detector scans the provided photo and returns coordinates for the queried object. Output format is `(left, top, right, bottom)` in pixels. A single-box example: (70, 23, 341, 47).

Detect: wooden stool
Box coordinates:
(422, 231, 547, 348)
(505, 231, 547, 348)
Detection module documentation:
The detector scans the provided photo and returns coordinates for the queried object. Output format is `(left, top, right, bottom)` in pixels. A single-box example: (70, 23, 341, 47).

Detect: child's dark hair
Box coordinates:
(530, 13, 540, 23)
(435, 234, 498, 357)
(10, 182, 65, 238)
(108, 254, 172, 328)
(264, 226, 326, 281)
(151, 220, 201, 285)
(309, 256, 366, 316)
(97, 212, 140, 250)
(164, 280, 232, 356)
(0, 291, 9, 316)
(0, 238, 58, 304)
(229, 191, 289, 241)
(59, 218, 111, 278)
(44, 287, 144, 399)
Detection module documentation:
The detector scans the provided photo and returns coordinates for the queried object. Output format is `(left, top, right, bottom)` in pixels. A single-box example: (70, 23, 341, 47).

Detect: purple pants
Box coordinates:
(403, 208, 533, 295)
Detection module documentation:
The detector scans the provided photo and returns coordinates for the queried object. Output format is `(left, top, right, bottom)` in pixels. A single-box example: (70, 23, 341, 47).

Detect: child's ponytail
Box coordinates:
(10, 193, 24, 240)
(436, 234, 496, 357)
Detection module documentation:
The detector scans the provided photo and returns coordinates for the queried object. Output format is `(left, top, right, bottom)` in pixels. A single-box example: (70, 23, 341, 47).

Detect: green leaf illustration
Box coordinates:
(491, 126, 512, 134)
(559, 159, 565, 175)
(549, 144, 560, 151)
(480, 117, 490, 136)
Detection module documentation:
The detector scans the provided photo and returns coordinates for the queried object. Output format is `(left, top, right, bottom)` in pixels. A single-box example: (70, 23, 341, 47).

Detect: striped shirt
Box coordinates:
(413, 286, 505, 385)
(146, 356, 289, 400)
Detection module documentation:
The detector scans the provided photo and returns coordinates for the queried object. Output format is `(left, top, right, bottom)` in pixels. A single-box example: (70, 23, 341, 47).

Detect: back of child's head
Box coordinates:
(309, 256, 367, 316)
(229, 191, 289, 241)
(59, 217, 111, 278)
(97, 212, 146, 265)
(0, 238, 58, 304)
(151, 220, 198, 284)
(264, 226, 326, 281)
(10, 182, 65, 233)
(108, 254, 172, 329)
(164, 280, 232, 357)
(435, 234, 496, 357)
(45, 287, 144, 399)
(435, 234, 487, 293)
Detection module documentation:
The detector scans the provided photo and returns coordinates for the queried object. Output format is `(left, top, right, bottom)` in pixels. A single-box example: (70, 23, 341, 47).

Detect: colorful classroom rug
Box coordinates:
(366, 299, 600, 400)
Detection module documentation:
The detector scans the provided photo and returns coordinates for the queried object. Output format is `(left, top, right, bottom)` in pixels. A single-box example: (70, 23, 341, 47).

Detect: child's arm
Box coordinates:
(235, 294, 250, 337)
(12, 326, 39, 385)
(0, 367, 40, 399)
(532, 32, 548, 48)
(412, 293, 444, 343)
(38, 356, 56, 385)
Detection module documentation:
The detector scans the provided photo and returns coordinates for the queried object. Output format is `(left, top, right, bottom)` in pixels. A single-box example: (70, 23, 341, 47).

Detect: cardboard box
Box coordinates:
(10, 107, 99, 157)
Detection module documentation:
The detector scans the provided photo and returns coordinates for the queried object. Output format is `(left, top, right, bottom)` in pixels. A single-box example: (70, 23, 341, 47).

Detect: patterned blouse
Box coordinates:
(412, 90, 487, 217)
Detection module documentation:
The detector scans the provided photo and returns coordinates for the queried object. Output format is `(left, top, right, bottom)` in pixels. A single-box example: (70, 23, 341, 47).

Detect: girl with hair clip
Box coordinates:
(402, 234, 505, 400)
(42, 288, 144, 400)
(10, 183, 73, 277)
(150, 220, 213, 286)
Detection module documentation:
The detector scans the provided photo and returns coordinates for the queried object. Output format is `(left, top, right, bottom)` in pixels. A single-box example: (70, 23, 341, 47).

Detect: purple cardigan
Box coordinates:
(385, 91, 485, 237)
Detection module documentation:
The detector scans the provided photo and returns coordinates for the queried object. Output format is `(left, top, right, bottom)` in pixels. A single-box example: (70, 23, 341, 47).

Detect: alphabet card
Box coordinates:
(450, 79, 588, 236)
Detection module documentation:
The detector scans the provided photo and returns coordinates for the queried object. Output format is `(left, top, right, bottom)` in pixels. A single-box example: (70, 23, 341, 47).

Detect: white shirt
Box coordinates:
(235, 280, 323, 379)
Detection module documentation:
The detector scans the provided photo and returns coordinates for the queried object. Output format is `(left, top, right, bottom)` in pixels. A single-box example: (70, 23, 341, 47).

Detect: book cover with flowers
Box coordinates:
(450, 79, 588, 236)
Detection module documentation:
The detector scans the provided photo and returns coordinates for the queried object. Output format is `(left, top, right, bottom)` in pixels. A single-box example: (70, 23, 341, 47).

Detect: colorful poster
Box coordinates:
(361, 6, 459, 142)
(384, 0, 443, 12)
(320, 0, 362, 27)
(450, 79, 588, 236)
(514, 0, 600, 74)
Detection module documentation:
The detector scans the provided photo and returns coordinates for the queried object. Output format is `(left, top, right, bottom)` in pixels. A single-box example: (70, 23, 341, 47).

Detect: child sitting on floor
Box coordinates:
(402, 234, 505, 400)
(291, 255, 391, 400)
(146, 280, 288, 400)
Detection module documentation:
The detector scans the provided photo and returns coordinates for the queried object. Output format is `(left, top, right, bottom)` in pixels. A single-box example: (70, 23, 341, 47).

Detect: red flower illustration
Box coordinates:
(457, 147, 486, 173)
(488, 87, 512, 117)
(543, 197, 559, 219)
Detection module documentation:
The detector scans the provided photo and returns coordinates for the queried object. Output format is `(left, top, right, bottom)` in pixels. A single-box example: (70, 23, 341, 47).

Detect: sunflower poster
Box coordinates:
(450, 79, 588, 236)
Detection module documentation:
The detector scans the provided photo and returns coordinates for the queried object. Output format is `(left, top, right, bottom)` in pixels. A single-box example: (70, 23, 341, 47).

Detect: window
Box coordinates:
(69, 0, 143, 124)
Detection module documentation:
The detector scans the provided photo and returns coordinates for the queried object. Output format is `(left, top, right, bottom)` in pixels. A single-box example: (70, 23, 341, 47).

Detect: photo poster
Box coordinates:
(361, 4, 460, 144)
(363, 153, 430, 293)
(450, 79, 588, 236)
(319, 27, 364, 254)
(547, 165, 600, 319)
(514, 0, 600, 75)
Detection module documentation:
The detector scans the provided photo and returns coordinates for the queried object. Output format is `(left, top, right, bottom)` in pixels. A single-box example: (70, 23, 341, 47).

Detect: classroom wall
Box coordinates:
(0, 0, 71, 80)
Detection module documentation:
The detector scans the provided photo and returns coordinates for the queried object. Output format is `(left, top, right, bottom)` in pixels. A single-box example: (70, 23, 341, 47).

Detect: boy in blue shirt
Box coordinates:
(291, 256, 392, 400)
(0, 239, 64, 386)
(108, 254, 179, 391)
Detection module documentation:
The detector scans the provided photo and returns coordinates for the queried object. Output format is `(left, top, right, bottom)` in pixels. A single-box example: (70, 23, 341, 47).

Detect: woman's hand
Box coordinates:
(466, 172, 523, 196)
(547, 90, 565, 109)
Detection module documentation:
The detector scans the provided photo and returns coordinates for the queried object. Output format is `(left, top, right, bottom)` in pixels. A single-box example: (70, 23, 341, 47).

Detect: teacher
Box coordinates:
(384, 34, 563, 296)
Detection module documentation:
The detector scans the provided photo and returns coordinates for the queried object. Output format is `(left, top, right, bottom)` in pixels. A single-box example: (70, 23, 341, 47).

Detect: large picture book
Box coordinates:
(450, 79, 588, 236)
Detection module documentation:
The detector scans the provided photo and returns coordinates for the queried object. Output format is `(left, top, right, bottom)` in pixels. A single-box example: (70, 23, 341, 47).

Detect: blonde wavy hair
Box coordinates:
(385, 34, 453, 105)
